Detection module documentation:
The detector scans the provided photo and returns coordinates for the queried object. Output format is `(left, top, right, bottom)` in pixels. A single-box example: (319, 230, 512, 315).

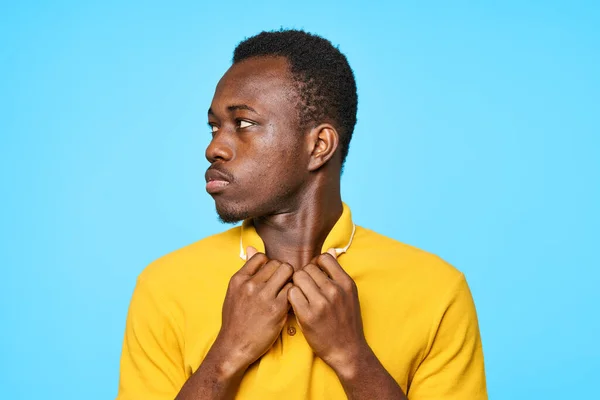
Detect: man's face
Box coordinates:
(206, 56, 309, 223)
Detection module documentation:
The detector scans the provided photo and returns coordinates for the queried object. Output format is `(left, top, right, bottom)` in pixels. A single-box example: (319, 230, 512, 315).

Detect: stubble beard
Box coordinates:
(214, 182, 300, 225)
(215, 200, 252, 224)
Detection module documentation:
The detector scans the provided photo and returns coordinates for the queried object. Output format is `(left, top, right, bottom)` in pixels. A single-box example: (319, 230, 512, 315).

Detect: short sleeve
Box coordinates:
(117, 277, 186, 400)
(408, 274, 487, 399)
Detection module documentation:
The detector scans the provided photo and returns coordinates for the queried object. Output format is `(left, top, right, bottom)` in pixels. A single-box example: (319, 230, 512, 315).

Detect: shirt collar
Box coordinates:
(239, 202, 356, 260)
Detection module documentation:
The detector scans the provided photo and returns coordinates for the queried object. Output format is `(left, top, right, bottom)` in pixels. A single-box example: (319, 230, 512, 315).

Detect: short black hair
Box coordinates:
(233, 29, 358, 166)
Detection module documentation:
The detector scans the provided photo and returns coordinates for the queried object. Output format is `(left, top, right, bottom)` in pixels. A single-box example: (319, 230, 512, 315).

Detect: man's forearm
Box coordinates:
(175, 341, 247, 400)
(334, 345, 407, 400)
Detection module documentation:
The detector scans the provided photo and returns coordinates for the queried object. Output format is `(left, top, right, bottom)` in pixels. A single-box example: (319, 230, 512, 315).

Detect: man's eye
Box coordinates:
(209, 124, 218, 134)
(238, 120, 253, 129)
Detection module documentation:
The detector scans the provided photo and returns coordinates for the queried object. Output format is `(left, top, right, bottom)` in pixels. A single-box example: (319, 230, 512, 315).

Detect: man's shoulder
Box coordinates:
(353, 225, 463, 282)
(137, 225, 242, 286)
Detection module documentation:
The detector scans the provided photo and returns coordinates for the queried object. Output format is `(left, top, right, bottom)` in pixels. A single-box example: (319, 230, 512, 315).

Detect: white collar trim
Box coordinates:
(239, 223, 356, 261)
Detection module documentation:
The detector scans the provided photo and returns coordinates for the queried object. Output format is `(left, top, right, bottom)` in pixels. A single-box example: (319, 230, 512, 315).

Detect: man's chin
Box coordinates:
(215, 203, 250, 224)
(217, 213, 243, 224)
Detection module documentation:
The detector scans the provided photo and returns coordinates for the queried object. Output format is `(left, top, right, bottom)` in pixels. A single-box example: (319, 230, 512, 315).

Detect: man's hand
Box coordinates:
(213, 246, 293, 374)
(176, 247, 293, 399)
(288, 250, 407, 400)
(288, 249, 367, 375)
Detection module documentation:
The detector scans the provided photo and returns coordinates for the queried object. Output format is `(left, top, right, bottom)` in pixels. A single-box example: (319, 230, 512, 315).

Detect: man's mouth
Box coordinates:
(205, 168, 232, 194)
(206, 179, 230, 194)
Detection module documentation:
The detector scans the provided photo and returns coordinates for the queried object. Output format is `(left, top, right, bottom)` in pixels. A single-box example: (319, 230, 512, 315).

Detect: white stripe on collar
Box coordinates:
(239, 223, 357, 261)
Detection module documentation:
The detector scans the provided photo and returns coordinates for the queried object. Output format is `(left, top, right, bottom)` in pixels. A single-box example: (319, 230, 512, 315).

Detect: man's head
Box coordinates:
(205, 29, 357, 223)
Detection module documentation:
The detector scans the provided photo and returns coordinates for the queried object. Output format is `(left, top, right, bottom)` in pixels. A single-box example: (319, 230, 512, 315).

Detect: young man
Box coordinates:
(117, 30, 487, 400)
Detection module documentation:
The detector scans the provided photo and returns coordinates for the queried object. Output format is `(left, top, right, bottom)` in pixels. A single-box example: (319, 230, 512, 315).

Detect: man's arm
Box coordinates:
(117, 277, 186, 400)
(289, 251, 487, 400)
(328, 272, 487, 400)
(173, 337, 247, 400)
(175, 248, 293, 399)
(407, 273, 487, 399)
(118, 248, 293, 400)
(332, 343, 407, 400)
(117, 279, 245, 400)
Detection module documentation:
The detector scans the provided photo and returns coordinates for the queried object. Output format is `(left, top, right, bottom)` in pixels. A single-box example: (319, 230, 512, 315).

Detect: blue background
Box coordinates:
(1, 1, 598, 399)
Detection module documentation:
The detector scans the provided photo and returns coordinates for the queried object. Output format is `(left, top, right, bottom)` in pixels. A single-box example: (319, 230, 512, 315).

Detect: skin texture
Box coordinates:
(176, 56, 407, 400)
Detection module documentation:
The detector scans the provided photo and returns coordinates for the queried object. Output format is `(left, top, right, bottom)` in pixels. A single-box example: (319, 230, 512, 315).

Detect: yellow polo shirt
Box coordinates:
(117, 204, 487, 399)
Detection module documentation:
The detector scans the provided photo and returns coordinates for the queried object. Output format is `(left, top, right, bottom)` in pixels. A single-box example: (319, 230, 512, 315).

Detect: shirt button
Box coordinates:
(287, 326, 297, 336)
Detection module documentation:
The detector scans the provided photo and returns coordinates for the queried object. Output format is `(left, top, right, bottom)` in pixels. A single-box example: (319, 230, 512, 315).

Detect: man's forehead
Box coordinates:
(211, 57, 297, 111)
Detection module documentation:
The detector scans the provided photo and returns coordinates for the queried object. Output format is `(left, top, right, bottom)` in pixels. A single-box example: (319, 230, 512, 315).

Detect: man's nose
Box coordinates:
(205, 131, 234, 163)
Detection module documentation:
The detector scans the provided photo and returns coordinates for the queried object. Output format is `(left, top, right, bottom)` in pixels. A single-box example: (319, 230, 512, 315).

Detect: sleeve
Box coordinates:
(116, 277, 186, 400)
(408, 274, 488, 400)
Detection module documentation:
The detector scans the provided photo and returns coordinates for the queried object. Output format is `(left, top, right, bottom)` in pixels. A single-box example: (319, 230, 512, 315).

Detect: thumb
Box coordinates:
(326, 248, 337, 258)
(246, 246, 258, 260)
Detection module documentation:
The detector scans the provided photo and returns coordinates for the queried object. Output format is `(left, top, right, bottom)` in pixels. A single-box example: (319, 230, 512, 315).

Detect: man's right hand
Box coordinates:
(211, 246, 294, 375)
(175, 247, 293, 399)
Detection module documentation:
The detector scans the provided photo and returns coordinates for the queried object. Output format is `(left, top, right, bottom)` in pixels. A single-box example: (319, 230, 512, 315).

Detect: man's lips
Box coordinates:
(206, 180, 229, 193)
(205, 168, 232, 194)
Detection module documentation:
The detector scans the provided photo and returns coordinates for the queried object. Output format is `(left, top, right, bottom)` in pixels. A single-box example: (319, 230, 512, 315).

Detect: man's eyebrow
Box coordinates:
(227, 104, 258, 113)
(208, 104, 259, 117)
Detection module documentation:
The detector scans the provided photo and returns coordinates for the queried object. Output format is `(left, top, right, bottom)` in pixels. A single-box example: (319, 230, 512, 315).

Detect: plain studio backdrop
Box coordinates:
(1, 1, 598, 399)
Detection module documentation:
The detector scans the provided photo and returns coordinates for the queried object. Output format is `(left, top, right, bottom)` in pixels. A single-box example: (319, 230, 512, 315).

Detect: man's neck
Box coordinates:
(253, 185, 343, 270)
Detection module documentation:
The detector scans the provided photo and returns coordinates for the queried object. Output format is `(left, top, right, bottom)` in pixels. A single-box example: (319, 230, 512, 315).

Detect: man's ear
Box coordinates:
(306, 123, 340, 172)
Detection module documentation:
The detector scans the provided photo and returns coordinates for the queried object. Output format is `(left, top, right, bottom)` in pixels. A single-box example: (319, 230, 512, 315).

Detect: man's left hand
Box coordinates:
(288, 249, 368, 374)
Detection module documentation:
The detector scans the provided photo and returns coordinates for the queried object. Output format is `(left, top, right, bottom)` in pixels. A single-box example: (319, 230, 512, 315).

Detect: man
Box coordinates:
(117, 30, 487, 400)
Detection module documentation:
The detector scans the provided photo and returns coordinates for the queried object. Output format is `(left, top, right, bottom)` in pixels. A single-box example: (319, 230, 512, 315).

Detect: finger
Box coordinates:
(293, 270, 326, 304)
(316, 251, 349, 282)
(302, 263, 331, 289)
(276, 282, 293, 304)
(326, 248, 337, 258)
(253, 259, 282, 282)
(287, 285, 309, 314)
(246, 246, 258, 260)
(264, 263, 294, 297)
(238, 250, 268, 276)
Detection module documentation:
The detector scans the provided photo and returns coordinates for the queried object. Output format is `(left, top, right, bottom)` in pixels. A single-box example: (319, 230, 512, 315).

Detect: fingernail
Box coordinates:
(246, 246, 257, 259)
